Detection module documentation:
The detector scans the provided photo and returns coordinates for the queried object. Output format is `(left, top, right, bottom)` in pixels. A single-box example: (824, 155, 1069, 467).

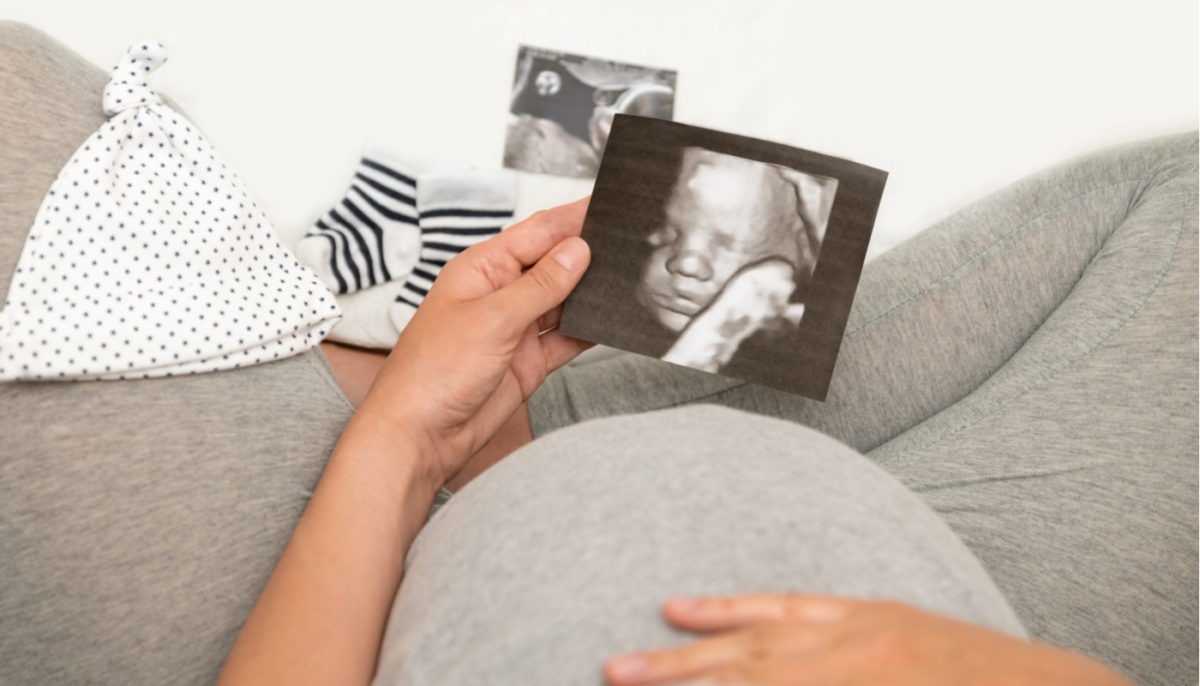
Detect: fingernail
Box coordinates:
(607, 655, 647, 680)
(553, 237, 586, 271)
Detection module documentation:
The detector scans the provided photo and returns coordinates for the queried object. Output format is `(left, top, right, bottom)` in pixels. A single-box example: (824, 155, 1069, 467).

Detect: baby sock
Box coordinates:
(296, 150, 421, 294)
(389, 170, 516, 333)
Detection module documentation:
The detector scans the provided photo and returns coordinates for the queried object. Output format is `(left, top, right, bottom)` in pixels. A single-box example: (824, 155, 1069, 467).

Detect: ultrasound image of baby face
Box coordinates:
(638, 148, 833, 333)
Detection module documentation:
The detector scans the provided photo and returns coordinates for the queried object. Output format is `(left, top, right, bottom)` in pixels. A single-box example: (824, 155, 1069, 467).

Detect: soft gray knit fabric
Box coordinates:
(530, 133, 1199, 686)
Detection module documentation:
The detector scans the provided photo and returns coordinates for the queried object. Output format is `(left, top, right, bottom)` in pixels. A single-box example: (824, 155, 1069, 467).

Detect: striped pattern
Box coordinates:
(393, 206, 513, 310)
(297, 157, 419, 295)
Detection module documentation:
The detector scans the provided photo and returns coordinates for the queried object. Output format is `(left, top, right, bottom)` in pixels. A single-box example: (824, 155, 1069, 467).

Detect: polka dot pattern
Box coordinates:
(0, 41, 342, 381)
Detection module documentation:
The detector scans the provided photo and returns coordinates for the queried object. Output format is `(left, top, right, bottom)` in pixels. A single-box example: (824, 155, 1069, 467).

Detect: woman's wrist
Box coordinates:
(341, 400, 446, 497)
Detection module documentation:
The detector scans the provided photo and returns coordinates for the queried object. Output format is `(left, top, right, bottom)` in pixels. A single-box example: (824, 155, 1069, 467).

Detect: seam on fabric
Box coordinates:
(845, 178, 1145, 338)
(897, 181, 1188, 456)
(307, 347, 356, 414)
(560, 375, 584, 427)
(530, 374, 585, 438)
(664, 380, 750, 408)
(917, 463, 1094, 492)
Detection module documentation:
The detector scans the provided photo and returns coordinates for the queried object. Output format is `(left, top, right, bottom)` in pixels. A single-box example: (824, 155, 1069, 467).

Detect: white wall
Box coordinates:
(4, 0, 1197, 256)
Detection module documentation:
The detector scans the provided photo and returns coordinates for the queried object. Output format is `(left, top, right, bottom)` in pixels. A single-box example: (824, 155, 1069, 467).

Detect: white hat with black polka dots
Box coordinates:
(0, 41, 341, 381)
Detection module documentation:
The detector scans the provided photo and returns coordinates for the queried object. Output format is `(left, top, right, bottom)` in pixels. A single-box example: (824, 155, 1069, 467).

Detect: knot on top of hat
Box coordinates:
(102, 41, 168, 115)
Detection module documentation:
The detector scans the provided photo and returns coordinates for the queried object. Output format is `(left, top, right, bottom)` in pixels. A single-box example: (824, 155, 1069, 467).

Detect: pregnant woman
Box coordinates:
(2, 22, 1194, 686)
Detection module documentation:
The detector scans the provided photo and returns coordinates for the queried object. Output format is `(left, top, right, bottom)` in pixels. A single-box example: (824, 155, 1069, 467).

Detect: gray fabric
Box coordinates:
(374, 406, 1026, 686)
(0, 22, 355, 685)
(530, 133, 1200, 685)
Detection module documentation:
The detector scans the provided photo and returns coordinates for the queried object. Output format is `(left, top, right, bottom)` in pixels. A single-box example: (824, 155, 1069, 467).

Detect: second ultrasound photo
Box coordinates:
(503, 46, 677, 178)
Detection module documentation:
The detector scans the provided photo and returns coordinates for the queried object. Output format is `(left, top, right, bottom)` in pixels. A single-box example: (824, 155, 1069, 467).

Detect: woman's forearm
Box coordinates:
(217, 409, 441, 686)
(217, 199, 592, 684)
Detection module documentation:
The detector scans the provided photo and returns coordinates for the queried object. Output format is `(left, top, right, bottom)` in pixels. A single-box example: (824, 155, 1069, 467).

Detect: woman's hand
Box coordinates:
(218, 199, 591, 686)
(360, 197, 593, 486)
(605, 594, 1134, 686)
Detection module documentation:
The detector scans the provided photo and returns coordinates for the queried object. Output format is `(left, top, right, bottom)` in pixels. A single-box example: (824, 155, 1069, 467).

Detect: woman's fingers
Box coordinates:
(488, 236, 590, 334)
(434, 197, 590, 300)
(490, 196, 590, 268)
(608, 596, 1139, 686)
(608, 595, 859, 685)
(605, 622, 840, 686)
(605, 631, 762, 686)
(663, 594, 858, 632)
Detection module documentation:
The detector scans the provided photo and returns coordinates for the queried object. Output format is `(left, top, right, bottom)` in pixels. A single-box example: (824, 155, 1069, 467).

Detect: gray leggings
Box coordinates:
(377, 133, 1198, 686)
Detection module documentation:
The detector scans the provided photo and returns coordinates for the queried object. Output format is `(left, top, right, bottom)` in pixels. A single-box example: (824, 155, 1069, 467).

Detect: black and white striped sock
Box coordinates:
(296, 151, 420, 294)
(389, 170, 516, 333)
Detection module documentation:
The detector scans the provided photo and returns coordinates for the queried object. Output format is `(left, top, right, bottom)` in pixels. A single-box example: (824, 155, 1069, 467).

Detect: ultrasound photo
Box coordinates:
(502, 46, 676, 178)
(560, 115, 887, 400)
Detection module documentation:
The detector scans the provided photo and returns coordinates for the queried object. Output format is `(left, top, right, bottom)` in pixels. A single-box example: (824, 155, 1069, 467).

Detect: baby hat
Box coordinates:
(0, 41, 341, 381)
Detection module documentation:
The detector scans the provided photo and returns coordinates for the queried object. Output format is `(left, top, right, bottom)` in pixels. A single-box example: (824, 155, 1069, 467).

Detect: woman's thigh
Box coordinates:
(0, 23, 356, 685)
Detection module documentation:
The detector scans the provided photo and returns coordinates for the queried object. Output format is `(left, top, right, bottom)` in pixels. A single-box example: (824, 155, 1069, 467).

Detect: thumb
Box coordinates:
(489, 236, 590, 331)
